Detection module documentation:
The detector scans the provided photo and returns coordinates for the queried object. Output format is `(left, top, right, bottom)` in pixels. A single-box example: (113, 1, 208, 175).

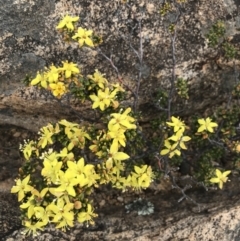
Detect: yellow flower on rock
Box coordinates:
(72, 27, 94, 47)
(90, 88, 117, 111)
(160, 140, 181, 158)
(57, 147, 74, 162)
(20, 195, 36, 219)
(11, 175, 32, 201)
(82, 164, 100, 187)
(111, 83, 125, 92)
(166, 116, 185, 132)
(210, 169, 231, 189)
(41, 158, 63, 184)
(107, 124, 127, 147)
(47, 65, 60, 83)
(58, 119, 79, 138)
(108, 108, 136, 130)
(66, 157, 85, 176)
(38, 125, 54, 148)
(54, 171, 79, 197)
(61, 61, 80, 78)
(168, 133, 191, 150)
(21, 140, 37, 160)
(56, 15, 79, 31)
(197, 117, 218, 133)
(31, 72, 48, 89)
(107, 142, 130, 162)
(49, 82, 66, 98)
(47, 198, 74, 230)
(23, 221, 45, 237)
(131, 165, 153, 189)
(87, 69, 108, 89)
(34, 206, 50, 226)
(78, 204, 97, 225)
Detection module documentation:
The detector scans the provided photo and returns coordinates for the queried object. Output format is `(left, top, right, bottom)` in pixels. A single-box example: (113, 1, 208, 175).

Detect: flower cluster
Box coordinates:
(12, 13, 235, 237)
(31, 61, 80, 98)
(56, 14, 101, 47)
(12, 120, 101, 235)
(160, 116, 191, 158)
(13, 111, 154, 235)
(11, 16, 155, 236)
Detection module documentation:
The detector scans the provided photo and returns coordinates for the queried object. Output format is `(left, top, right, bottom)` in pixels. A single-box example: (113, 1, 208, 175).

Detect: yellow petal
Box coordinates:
(215, 169, 222, 178)
(197, 126, 205, 133)
(210, 177, 220, 183)
(160, 149, 170, 155)
(222, 170, 231, 177)
(114, 152, 130, 161)
(11, 186, 20, 193)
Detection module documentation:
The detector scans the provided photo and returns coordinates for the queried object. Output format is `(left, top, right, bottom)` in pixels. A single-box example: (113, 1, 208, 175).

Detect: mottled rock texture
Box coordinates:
(2, 181, 240, 241)
(1, 0, 240, 240)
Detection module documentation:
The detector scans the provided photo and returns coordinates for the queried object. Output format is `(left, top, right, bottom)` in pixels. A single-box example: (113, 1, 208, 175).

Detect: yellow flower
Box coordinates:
(67, 158, 89, 187)
(31, 187, 49, 204)
(58, 119, 79, 138)
(197, 117, 218, 133)
(111, 83, 125, 92)
(90, 88, 117, 111)
(20, 195, 36, 218)
(57, 147, 75, 162)
(87, 69, 108, 89)
(166, 116, 185, 132)
(131, 165, 153, 189)
(69, 127, 91, 149)
(34, 206, 50, 226)
(47, 198, 74, 230)
(160, 140, 181, 158)
(20, 188, 48, 221)
(49, 82, 66, 98)
(107, 142, 130, 162)
(168, 133, 191, 150)
(58, 120, 91, 150)
(111, 159, 125, 177)
(235, 143, 240, 153)
(78, 204, 97, 225)
(108, 108, 136, 130)
(46, 65, 59, 83)
(38, 125, 54, 148)
(82, 164, 100, 187)
(11, 175, 33, 201)
(23, 221, 45, 237)
(56, 15, 79, 31)
(41, 158, 63, 184)
(61, 61, 80, 78)
(21, 140, 37, 160)
(67, 157, 85, 176)
(30, 72, 48, 89)
(72, 27, 94, 47)
(210, 169, 231, 189)
(107, 124, 126, 147)
(54, 171, 79, 197)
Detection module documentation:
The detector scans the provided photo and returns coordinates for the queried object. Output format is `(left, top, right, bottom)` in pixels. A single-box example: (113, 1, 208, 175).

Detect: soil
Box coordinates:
(1, 124, 240, 241)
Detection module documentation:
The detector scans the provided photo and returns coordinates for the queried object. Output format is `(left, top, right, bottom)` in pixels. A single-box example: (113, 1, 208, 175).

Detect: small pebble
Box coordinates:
(117, 196, 124, 203)
(13, 132, 21, 138)
(99, 199, 106, 207)
(21, 133, 28, 139)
